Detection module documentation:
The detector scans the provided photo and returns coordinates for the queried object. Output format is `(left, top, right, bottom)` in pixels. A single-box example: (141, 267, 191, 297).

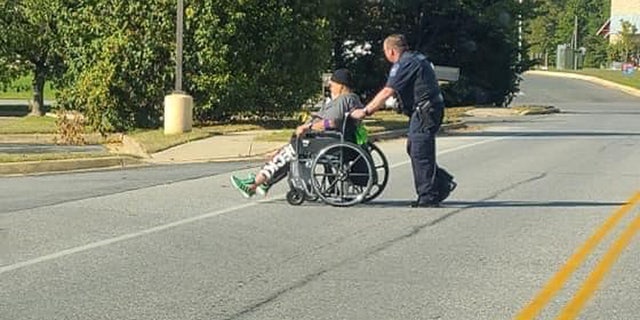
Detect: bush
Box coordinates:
(54, 109, 86, 145)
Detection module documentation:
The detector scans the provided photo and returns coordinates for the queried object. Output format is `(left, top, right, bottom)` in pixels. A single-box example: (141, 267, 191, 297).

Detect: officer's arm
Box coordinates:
(362, 87, 395, 117)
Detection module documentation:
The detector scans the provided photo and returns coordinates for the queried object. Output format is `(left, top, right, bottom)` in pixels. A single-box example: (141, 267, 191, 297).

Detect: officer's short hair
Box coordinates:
(384, 34, 409, 52)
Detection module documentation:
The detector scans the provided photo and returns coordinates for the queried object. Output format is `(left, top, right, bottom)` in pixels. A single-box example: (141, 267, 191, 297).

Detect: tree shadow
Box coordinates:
(444, 130, 640, 138)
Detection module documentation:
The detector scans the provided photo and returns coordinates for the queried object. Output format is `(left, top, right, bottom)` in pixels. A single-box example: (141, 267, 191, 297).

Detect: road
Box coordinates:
(1, 74, 639, 319)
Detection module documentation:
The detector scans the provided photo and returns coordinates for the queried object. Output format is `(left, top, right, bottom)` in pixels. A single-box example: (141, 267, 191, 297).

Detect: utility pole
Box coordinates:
(175, 0, 184, 92)
(573, 15, 578, 69)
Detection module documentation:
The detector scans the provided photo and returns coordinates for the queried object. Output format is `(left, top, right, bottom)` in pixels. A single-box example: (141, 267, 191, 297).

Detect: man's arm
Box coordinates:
(351, 87, 395, 120)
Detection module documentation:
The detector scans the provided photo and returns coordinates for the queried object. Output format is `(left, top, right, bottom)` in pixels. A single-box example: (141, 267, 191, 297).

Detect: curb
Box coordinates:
(525, 70, 640, 98)
(0, 156, 144, 176)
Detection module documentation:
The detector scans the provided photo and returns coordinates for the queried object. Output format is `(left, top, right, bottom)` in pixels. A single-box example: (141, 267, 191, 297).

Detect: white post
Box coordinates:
(518, 0, 523, 63)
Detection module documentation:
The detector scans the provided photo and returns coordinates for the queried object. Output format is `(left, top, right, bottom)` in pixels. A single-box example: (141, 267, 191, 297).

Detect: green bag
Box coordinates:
(355, 124, 368, 145)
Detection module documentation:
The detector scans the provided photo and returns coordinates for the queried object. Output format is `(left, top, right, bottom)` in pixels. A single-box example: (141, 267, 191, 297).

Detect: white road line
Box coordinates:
(0, 202, 259, 275)
(390, 137, 507, 169)
(0, 137, 506, 276)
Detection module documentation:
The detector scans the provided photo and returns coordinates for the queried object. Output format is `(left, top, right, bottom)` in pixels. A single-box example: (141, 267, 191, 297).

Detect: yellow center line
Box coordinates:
(556, 211, 640, 319)
(514, 191, 640, 320)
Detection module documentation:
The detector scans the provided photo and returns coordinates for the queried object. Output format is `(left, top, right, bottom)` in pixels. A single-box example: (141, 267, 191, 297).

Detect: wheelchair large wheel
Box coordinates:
(363, 142, 389, 202)
(310, 142, 373, 207)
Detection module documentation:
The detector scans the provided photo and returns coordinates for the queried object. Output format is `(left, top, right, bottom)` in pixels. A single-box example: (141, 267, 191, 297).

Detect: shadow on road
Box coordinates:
(367, 199, 626, 208)
(445, 130, 640, 138)
(562, 111, 640, 116)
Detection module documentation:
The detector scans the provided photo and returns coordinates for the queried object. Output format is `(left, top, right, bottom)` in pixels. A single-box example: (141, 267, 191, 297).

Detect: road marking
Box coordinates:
(0, 137, 505, 275)
(515, 191, 640, 320)
(0, 202, 260, 275)
(390, 137, 507, 169)
(556, 203, 640, 319)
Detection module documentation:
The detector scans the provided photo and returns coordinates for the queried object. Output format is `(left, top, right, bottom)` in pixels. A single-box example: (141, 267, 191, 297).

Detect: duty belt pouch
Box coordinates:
(415, 101, 433, 128)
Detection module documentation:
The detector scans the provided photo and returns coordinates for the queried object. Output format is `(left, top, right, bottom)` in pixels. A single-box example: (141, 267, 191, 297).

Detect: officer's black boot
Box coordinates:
(410, 196, 441, 208)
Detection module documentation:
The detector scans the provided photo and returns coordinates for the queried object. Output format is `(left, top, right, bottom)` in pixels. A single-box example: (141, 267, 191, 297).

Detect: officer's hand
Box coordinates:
(350, 108, 367, 120)
(295, 124, 308, 137)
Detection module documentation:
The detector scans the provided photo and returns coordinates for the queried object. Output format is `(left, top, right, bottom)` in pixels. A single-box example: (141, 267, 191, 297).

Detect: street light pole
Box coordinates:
(164, 0, 193, 135)
(175, 0, 184, 93)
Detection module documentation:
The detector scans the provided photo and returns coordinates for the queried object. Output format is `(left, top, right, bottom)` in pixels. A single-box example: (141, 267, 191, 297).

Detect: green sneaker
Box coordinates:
(245, 173, 269, 196)
(230, 175, 255, 198)
(240, 173, 256, 184)
(256, 184, 270, 196)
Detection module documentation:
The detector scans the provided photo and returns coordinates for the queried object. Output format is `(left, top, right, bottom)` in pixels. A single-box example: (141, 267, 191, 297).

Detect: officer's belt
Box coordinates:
(414, 93, 444, 114)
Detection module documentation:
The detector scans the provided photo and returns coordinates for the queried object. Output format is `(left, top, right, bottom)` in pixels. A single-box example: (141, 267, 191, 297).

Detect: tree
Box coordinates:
(524, 0, 610, 68)
(55, 0, 176, 133)
(525, 0, 562, 66)
(183, 0, 330, 120)
(609, 20, 639, 62)
(55, 0, 329, 133)
(325, 0, 536, 106)
(0, 0, 65, 116)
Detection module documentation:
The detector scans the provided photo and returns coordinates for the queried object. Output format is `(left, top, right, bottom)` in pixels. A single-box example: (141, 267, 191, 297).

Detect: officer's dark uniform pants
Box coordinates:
(406, 104, 444, 203)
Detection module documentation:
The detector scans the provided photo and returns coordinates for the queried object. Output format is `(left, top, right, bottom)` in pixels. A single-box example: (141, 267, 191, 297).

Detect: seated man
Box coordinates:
(230, 68, 363, 198)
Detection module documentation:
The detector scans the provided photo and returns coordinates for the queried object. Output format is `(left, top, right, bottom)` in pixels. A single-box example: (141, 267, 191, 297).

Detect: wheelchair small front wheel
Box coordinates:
(286, 189, 305, 206)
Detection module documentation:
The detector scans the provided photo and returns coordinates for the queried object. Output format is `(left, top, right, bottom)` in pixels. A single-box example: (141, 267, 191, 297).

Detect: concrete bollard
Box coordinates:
(164, 93, 193, 135)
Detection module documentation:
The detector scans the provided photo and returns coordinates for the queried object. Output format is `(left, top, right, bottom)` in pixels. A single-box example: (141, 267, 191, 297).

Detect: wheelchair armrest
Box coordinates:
(304, 130, 343, 140)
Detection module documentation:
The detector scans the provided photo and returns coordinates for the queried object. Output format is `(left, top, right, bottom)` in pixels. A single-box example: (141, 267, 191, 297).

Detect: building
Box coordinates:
(597, 0, 640, 43)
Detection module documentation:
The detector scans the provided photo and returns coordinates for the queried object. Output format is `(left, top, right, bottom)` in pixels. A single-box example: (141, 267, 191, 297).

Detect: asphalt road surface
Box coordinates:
(1, 74, 639, 319)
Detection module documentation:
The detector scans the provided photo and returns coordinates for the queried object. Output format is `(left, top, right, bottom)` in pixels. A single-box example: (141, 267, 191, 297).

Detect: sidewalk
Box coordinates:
(148, 130, 286, 164)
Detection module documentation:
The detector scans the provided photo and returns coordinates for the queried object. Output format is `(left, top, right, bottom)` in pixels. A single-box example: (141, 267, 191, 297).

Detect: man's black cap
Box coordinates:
(330, 68, 353, 88)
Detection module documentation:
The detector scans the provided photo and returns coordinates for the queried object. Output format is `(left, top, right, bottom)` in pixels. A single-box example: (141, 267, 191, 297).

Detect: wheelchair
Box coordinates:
(285, 117, 389, 207)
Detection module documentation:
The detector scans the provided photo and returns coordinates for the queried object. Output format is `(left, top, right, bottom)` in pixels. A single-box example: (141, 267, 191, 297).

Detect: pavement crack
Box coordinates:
(482, 172, 547, 201)
(224, 269, 329, 320)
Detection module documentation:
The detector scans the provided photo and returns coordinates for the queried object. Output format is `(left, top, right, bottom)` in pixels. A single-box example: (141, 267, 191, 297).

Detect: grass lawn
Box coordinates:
(0, 115, 58, 134)
(0, 75, 57, 100)
(551, 68, 640, 89)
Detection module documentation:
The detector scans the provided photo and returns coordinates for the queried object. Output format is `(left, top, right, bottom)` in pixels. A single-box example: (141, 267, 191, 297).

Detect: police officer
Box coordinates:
(351, 34, 452, 207)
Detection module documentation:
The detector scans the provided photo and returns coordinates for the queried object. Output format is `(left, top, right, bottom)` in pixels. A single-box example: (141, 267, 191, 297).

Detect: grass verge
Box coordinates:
(544, 68, 640, 89)
(0, 115, 58, 134)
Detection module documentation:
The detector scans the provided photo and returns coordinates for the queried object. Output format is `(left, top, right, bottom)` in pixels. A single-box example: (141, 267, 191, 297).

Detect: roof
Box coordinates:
(597, 18, 611, 37)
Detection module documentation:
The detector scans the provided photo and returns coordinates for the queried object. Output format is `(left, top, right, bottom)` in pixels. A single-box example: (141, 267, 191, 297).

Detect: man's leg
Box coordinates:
(408, 131, 437, 204)
(230, 143, 296, 198)
(407, 107, 442, 206)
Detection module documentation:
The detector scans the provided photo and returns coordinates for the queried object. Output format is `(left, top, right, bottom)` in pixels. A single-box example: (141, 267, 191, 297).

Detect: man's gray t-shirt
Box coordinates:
(316, 93, 363, 130)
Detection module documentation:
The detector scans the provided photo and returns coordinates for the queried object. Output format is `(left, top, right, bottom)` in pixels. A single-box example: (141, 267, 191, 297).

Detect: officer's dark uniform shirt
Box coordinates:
(385, 51, 443, 115)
